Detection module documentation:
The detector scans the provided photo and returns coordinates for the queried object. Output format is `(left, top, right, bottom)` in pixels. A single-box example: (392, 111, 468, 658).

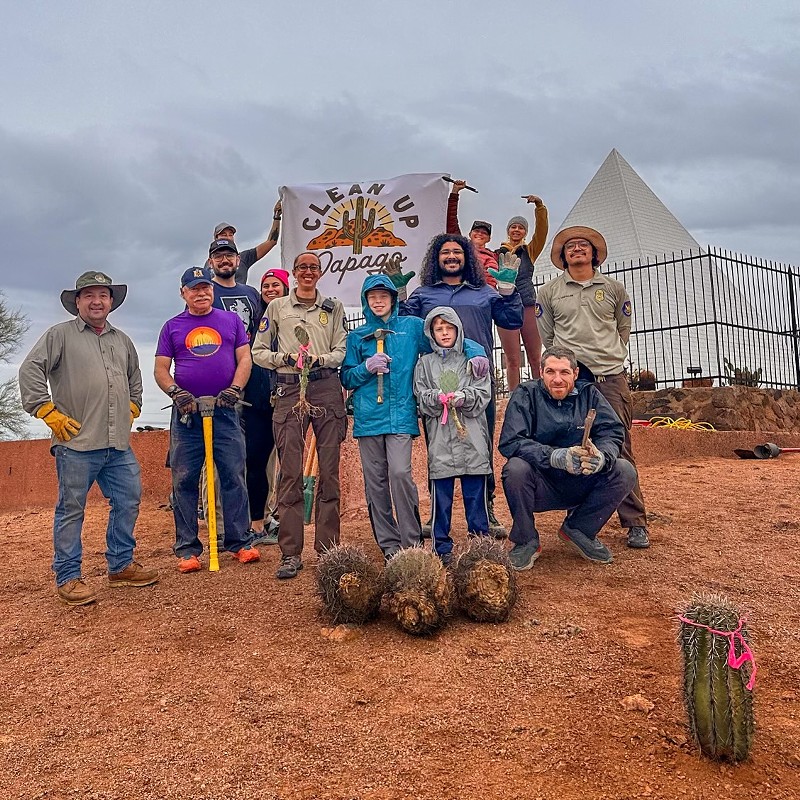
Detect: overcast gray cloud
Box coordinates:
(2, 0, 799, 430)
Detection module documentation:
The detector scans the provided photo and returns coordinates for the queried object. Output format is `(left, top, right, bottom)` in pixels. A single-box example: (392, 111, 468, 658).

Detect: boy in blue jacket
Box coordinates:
(341, 274, 489, 560)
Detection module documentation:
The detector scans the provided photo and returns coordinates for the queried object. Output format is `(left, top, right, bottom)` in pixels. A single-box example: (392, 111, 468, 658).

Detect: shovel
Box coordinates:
(198, 396, 220, 572)
(734, 443, 800, 460)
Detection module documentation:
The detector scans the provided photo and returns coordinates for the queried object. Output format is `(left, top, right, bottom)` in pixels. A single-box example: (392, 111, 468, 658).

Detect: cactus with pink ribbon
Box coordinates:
(678, 593, 755, 762)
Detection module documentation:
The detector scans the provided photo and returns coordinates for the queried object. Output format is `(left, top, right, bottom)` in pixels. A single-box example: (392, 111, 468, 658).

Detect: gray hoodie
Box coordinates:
(413, 306, 492, 479)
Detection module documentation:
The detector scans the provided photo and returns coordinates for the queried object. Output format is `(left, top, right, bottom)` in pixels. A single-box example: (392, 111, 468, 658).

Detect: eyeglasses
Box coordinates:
(440, 248, 464, 257)
(564, 240, 591, 252)
(295, 265, 321, 273)
(211, 252, 237, 261)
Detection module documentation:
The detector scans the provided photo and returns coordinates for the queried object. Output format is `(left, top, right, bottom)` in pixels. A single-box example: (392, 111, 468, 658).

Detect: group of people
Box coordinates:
(19, 185, 650, 606)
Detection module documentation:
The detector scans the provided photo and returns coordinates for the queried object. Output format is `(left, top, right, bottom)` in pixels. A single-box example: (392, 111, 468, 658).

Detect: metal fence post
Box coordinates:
(787, 265, 800, 390)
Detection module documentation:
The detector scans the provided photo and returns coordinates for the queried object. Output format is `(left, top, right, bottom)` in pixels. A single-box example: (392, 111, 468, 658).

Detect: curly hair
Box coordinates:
(419, 233, 486, 287)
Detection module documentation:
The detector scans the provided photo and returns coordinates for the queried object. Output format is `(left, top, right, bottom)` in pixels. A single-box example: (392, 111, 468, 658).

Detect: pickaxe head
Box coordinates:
(365, 328, 396, 344)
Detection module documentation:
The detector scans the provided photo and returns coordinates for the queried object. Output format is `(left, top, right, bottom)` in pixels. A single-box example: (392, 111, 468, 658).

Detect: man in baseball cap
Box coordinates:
(19, 270, 158, 605)
(211, 196, 283, 282)
(534, 225, 650, 550)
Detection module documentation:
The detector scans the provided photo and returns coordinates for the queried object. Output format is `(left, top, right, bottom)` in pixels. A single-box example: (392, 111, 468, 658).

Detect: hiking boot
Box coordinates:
(57, 579, 96, 606)
(438, 552, 454, 568)
(276, 555, 303, 579)
(488, 501, 508, 539)
(626, 526, 651, 549)
(421, 519, 432, 539)
(558, 526, 613, 564)
(177, 555, 202, 574)
(508, 541, 542, 571)
(108, 561, 159, 588)
(231, 546, 260, 564)
(249, 527, 279, 546)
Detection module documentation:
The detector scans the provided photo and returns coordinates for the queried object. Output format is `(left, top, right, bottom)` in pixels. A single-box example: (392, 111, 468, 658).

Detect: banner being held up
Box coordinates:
(280, 173, 450, 306)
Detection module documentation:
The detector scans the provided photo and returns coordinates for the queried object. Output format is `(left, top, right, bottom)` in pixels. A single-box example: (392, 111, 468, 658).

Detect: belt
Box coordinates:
(594, 371, 624, 382)
(276, 368, 337, 385)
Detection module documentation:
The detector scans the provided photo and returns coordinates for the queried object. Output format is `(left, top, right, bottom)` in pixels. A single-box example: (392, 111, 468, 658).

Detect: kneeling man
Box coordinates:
(499, 346, 636, 569)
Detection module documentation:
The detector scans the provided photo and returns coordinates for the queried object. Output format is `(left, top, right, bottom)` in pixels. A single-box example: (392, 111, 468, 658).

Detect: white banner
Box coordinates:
(279, 172, 450, 306)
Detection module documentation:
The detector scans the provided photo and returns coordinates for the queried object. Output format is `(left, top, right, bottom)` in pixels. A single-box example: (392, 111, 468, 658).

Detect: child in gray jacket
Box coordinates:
(413, 306, 492, 563)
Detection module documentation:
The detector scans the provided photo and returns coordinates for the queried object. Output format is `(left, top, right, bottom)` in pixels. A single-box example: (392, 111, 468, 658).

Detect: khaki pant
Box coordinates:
(272, 374, 347, 557)
(594, 373, 647, 528)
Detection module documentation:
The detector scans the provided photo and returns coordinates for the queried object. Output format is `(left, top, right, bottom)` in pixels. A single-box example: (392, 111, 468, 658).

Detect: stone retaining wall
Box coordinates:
(632, 386, 800, 432)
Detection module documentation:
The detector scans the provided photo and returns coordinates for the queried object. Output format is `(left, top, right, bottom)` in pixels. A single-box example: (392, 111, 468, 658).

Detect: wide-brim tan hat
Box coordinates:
(550, 226, 608, 269)
(60, 271, 127, 316)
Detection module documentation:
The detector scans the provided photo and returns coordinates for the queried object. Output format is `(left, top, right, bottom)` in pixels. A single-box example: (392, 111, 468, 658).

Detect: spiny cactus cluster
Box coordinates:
(452, 536, 518, 622)
(678, 593, 755, 762)
(383, 548, 454, 636)
(316, 544, 384, 625)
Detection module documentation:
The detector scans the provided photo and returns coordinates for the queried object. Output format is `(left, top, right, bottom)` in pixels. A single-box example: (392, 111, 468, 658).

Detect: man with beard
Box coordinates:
(208, 238, 263, 338)
(535, 226, 650, 550)
(395, 233, 523, 538)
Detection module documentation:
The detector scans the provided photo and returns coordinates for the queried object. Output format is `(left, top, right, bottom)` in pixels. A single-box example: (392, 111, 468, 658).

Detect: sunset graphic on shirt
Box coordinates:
(185, 326, 222, 357)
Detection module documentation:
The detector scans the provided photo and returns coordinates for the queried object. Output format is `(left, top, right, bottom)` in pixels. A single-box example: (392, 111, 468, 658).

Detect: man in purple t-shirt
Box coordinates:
(154, 266, 260, 573)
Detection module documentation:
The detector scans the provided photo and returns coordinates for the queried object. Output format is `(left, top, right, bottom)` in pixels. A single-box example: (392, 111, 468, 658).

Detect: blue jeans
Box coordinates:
(52, 446, 142, 586)
(169, 406, 251, 558)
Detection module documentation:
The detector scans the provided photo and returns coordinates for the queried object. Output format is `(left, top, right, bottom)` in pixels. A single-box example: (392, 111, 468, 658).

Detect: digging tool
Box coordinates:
(754, 443, 800, 459)
(198, 396, 220, 572)
(365, 328, 396, 404)
(734, 443, 800, 459)
(441, 176, 478, 193)
(581, 408, 597, 449)
(303, 432, 318, 525)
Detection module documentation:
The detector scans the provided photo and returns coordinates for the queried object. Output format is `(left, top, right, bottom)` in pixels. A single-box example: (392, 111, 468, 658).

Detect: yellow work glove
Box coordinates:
(35, 401, 81, 442)
(130, 401, 141, 426)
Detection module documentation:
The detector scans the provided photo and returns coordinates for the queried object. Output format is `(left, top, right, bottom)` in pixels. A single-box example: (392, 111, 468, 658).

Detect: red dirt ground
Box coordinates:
(1, 454, 799, 799)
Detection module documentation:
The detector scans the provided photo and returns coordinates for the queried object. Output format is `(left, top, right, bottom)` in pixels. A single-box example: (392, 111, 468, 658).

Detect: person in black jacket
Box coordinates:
(499, 346, 637, 569)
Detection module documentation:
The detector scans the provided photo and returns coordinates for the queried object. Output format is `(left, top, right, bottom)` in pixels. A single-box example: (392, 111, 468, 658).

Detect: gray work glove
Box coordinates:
(171, 389, 198, 416)
(217, 385, 242, 409)
(550, 446, 586, 476)
(580, 439, 606, 475)
(468, 355, 491, 379)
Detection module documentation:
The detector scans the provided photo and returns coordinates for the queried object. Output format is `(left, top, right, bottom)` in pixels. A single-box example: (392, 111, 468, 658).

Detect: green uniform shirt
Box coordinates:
(535, 269, 632, 375)
(252, 289, 347, 373)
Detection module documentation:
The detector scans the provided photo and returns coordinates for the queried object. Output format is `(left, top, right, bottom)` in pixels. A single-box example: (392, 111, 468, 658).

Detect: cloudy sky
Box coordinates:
(3, 1, 798, 431)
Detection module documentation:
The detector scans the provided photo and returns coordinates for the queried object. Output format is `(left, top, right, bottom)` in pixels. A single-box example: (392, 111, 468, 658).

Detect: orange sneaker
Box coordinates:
(177, 555, 202, 573)
(231, 546, 260, 564)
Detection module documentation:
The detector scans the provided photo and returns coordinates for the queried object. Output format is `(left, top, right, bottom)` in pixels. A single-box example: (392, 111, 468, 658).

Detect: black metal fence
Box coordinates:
(345, 248, 800, 393)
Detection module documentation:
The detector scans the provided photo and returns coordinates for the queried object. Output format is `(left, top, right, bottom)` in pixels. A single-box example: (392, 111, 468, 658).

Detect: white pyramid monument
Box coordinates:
(534, 149, 701, 278)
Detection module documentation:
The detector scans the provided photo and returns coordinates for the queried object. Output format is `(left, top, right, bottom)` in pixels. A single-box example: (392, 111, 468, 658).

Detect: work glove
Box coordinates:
(217, 385, 242, 409)
(488, 252, 521, 296)
(450, 391, 465, 408)
(580, 439, 606, 475)
(381, 256, 415, 302)
(468, 355, 491, 379)
(365, 352, 391, 374)
(171, 389, 198, 416)
(549, 446, 586, 476)
(130, 402, 141, 427)
(35, 401, 81, 442)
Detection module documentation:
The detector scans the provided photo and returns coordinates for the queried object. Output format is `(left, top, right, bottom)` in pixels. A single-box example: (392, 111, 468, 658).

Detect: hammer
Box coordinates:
(365, 328, 396, 403)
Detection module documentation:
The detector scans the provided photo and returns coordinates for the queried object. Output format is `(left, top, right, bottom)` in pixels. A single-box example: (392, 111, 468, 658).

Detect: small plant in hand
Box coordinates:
(292, 324, 323, 420)
(437, 369, 467, 438)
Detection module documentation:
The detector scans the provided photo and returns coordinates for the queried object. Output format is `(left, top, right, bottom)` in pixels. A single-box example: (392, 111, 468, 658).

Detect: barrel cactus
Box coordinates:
(316, 544, 384, 625)
(452, 536, 517, 622)
(383, 548, 454, 636)
(678, 593, 755, 762)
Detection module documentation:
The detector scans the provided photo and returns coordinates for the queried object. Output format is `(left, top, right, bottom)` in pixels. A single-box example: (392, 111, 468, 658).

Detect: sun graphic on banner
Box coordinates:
(185, 326, 222, 357)
(306, 196, 407, 254)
